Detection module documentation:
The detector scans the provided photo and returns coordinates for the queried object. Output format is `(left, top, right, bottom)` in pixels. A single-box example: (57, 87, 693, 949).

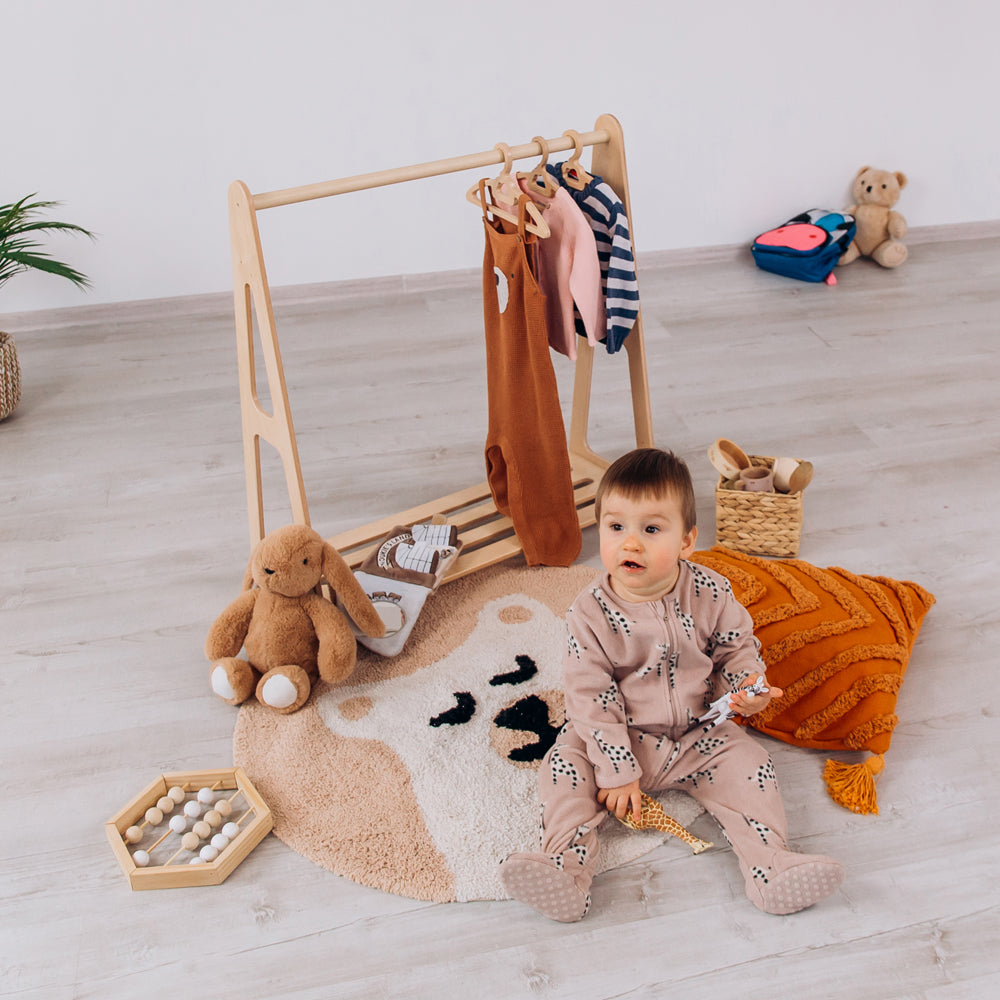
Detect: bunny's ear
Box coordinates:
(320, 540, 355, 594)
(322, 541, 386, 638)
(242, 539, 261, 591)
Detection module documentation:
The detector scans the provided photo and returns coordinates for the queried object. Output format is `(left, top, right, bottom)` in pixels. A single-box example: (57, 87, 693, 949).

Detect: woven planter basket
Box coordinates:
(714, 455, 803, 558)
(0, 331, 22, 420)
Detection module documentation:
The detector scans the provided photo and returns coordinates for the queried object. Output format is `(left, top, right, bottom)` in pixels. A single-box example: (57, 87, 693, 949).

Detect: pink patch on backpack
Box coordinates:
(755, 224, 827, 251)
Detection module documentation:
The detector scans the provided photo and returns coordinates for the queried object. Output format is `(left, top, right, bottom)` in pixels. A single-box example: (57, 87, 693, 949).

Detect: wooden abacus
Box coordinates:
(105, 768, 272, 890)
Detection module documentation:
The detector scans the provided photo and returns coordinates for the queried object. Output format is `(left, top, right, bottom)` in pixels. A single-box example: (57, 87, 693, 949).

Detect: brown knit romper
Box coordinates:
(480, 183, 581, 567)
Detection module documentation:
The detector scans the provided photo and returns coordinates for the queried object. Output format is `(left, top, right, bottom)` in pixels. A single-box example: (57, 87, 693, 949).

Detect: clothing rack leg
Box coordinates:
(570, 113, 654, 456)
(229, 180, 309, 546)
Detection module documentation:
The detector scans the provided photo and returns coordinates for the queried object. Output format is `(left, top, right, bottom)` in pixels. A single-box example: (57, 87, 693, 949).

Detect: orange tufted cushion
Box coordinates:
(689, 546, 935, 812)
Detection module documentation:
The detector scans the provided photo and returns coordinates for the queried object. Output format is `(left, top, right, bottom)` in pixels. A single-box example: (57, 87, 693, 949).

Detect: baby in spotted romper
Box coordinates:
(500, 448, 845, 921)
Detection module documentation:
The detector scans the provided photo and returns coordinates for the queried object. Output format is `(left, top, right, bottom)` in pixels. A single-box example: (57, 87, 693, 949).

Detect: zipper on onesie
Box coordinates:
(659, 597, 681, 727)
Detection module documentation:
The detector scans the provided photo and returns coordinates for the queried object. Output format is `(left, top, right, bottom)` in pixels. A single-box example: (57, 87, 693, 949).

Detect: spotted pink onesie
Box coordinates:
(537, 560, 795, 901)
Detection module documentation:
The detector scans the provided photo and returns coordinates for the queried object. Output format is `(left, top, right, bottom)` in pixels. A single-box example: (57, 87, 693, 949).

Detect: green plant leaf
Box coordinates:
(0, 194, 96, 293)
(1, 249, 91, 288)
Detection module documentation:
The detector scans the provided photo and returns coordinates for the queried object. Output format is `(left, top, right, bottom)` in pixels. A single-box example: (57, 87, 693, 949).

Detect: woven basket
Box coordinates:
(714, 455, 803, 558)
(0, 331, 22, 421)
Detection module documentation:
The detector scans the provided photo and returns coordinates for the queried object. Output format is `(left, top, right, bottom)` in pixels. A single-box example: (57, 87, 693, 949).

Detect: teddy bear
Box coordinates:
(205, 523, 385, 714)
(838, 166, 908, 268)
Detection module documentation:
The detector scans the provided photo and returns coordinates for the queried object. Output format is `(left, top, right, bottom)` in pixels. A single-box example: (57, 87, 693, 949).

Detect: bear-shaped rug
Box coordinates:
(233, 562, 704, 903)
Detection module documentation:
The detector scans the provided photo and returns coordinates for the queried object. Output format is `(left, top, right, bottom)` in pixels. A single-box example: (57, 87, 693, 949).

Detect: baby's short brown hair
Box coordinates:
(594, 448, 697, 533)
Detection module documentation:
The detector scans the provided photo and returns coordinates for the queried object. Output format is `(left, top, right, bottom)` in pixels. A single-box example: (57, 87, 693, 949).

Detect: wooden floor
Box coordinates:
(2, 227, 999, 999)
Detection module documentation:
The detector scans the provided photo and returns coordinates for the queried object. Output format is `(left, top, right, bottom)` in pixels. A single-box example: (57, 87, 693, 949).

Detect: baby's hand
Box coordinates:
(597, 779, 642, 823)
(730, 673, 783, 717)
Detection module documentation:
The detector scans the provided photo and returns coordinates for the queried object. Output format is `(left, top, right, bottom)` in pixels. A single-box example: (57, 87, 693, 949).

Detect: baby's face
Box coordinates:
(598, 489, 697, 603)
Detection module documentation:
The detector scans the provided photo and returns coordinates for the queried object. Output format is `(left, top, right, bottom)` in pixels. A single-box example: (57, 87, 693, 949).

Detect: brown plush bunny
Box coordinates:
(205, 524, 385, 714)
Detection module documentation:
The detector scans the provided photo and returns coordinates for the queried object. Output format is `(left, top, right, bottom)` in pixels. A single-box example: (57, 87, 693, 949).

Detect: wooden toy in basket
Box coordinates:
(106, 767, 272, 890)
(710, 442, 812, 559)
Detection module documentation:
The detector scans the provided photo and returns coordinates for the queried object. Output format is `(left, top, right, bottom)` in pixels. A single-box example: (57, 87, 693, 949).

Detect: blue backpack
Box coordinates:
(752, 209, 856, 285)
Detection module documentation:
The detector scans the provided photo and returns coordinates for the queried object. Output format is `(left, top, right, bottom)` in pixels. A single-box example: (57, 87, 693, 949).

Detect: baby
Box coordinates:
(500, 447, 844, 920)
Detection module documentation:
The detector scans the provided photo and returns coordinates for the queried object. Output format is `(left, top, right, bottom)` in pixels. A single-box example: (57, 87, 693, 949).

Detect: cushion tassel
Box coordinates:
(822, 754, 884, 814)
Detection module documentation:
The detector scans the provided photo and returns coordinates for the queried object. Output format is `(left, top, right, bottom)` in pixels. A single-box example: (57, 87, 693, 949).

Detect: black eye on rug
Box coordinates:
(429, 691, 476, 727)
(428, 656, 539, 730)
(489, 654, 538, 686)
(493, 695, 562, 763)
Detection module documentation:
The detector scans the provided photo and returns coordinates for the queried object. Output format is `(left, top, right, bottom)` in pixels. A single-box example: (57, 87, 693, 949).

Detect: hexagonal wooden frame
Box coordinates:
(106, 767, 272, 890)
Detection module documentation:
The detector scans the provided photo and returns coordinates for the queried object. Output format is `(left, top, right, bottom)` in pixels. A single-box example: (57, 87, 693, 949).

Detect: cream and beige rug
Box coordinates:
(233, 561, 704, 902)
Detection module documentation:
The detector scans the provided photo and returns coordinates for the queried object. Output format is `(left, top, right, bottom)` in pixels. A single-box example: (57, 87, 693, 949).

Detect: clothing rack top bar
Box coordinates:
(251, 129, 611, 210)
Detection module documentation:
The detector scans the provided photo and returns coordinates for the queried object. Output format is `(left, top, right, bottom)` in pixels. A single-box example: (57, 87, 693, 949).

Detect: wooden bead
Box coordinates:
(183, 801, 202, 818)
(125, 826, 143, 844)
(222, 822, 240, 839)
(133, 850, 150, 867)
(168, 815, 187, 834)
(192, 820, 211, 839)
(156, 795, 175, 814)
(210, 834, 229, 851)
(181, 832, 200, 851)
(204, 810, 222, 828)
(144, 807, 164, 825)
(197, 787, 215, 804)
(214, 799, 233, 817)
(199, 845, 219, 861)
(167, 785, 186, 803)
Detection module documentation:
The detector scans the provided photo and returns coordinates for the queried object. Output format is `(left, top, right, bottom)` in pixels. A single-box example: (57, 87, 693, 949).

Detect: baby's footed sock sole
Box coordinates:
(499, 852, 592, 923)
(748, 854, 845, 915)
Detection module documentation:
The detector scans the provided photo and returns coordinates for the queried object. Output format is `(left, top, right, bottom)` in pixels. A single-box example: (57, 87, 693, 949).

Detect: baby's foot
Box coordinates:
(499, 852, 592, 923)
(746, 852, 845, 915)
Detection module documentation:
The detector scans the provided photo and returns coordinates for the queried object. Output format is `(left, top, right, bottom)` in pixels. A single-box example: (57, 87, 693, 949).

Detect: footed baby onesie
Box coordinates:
(501, 561, 844, 918)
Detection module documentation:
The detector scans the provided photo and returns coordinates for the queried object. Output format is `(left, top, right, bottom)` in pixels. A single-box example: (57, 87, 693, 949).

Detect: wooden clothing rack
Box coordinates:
(228, 112, 653, 583)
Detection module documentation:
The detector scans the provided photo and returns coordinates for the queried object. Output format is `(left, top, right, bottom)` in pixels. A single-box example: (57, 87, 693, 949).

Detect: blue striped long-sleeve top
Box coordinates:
(547, 163, 640, 354)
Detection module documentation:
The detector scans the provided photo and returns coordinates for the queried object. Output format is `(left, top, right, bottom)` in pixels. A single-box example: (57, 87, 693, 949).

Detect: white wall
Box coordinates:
(2, 0, 997, 315)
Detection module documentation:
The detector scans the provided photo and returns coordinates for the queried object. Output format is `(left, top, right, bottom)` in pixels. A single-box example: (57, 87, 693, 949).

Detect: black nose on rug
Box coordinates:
(493, 694, 562, 763)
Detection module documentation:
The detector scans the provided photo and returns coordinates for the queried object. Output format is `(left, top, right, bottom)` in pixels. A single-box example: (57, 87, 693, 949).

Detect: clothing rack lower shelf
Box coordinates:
(331, 451, 608, 583)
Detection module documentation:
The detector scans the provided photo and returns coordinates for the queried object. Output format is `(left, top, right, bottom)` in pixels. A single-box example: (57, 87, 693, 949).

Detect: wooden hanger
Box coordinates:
(466, 142, 551, 238)
(560, 129, 594, 191)
(517, 135, 560, 200)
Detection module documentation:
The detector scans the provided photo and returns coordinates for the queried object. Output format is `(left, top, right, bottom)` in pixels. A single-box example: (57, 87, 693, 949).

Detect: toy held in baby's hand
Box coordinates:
(205, 524, 385, 714)
(699, 675, 770, 728)
(617, 792, 714, 854)
(838, 166, 908, 268)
